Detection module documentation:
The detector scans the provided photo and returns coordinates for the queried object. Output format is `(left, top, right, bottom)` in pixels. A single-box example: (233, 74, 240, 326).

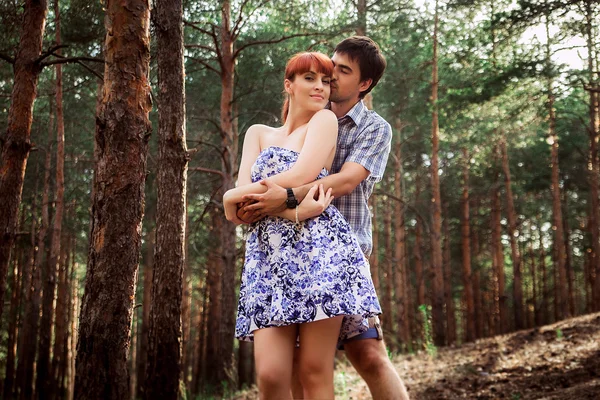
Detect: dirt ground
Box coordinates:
(233, 312, 600, 400)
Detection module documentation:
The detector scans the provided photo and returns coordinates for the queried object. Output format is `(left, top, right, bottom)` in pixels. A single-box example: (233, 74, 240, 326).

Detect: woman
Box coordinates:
(223, 52, 381, 399)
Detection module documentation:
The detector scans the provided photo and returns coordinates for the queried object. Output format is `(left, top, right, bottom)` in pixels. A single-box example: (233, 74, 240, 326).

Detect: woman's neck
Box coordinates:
(283, 107, 317, 135)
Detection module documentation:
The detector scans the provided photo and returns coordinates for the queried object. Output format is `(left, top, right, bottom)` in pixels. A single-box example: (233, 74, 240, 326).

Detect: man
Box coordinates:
(238, 36, 409, 400)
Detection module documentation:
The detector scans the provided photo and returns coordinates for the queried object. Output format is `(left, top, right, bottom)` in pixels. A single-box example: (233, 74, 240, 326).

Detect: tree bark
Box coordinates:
(545, 17, 570, 320)
(17, 102, 52, 400)
(383, 197, 394, 338)
(499, 140, 524, 330)
(562, 189, 575, 316)
(369, 194, 380, 293)
(74, 0, 152, 397)
(0, 0, 48, 327)
(538, 227, 549, 325)
(145, 0, 188, 397)
(461, 149, 475, 342)
(393, 132, 410, 350)
(205, 208, 223, 388)
(583, 0, 600, 312)
(491, 167, 506, 334)
(136, 224, 154, 399)
(414, 173, 425, 340)
(4, 213, 24, 399)
(429, 0, 445, 346)
(443, 209, 456, 345)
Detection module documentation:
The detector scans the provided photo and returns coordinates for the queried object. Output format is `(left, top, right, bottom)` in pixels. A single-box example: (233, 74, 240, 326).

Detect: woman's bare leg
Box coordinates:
(254, 325, 297, 400)
(297, 316, 343, 399)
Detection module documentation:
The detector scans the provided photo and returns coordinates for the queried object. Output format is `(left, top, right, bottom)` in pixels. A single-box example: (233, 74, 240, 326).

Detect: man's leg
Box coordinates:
(344, 325, 409, 400)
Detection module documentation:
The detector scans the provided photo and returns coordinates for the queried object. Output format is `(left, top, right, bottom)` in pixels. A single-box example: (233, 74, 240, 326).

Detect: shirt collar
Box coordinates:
(326, 100, 367, 127)
(341, 100, 366, 127)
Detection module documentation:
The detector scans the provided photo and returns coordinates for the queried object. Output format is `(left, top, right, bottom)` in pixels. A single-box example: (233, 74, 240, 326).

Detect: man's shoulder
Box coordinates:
(358, 110, 392, 141)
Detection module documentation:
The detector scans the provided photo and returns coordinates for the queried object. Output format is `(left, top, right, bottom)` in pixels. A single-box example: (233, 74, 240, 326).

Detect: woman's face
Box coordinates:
(285, 68, 331, 113)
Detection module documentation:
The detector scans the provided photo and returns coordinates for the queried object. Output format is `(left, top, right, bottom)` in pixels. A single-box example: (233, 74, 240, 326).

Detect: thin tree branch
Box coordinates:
(0, 52, 15, 64)
(189, 166, 226, 180)
(187, 56, 221, 76)
(36, 44, 69, 63)
(184, 44, 217, 54)
(183, 20, 216, 37)
(41, 56, 104, 66)
(233, 32, 323, 59)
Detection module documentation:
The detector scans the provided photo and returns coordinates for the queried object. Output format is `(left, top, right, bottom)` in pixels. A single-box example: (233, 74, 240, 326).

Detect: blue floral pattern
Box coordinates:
(235, 146, 382, 343)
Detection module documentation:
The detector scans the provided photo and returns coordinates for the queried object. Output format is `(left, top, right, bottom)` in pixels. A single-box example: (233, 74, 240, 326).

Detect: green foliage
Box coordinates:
(419, 304, 437, 357)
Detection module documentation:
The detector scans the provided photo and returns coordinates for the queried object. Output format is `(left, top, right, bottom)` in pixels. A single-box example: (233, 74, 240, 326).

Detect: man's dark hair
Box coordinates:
(334, 36, 387, 98)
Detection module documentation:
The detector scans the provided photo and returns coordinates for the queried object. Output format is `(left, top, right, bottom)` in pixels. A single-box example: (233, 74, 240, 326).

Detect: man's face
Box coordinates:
(329, 52, 371, 104)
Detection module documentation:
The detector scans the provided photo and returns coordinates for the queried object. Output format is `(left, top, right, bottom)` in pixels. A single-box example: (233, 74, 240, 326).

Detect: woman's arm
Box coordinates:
(224, 109, 338, 220)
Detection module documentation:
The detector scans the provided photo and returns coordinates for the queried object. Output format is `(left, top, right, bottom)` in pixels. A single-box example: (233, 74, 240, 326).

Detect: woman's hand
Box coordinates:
(224, 190, 245, 225)
(298, 184, 333, 220)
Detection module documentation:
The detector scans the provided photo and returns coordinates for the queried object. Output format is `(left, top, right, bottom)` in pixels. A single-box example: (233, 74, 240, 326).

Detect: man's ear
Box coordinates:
(359, 78, 372, 93)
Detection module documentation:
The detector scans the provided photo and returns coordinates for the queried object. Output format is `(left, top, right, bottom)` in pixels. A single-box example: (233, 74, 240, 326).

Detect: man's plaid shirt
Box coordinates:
(330, 100, 392, 256)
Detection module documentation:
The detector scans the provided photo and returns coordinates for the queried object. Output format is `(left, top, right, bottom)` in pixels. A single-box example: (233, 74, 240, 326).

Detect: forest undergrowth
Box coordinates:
(233, 312, 600, 400)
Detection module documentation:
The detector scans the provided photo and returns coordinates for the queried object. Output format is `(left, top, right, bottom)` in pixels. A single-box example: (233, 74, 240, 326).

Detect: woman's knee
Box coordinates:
(256, 364, 288, 391)
(297, 357, 334, 388)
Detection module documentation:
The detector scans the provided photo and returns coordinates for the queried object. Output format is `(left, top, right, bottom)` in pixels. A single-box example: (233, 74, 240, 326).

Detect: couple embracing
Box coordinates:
(224, 36, 409, 400)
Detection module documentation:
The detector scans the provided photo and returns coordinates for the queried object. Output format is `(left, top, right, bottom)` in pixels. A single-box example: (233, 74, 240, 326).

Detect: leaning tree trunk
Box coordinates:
(461, 149, 475, 342)
(429, 0, 445, 346)
(0, 0, 48, 326)
(74, 0, 152, 398)
(500, 140, 524, 330)
(145, 0, 188, 397)
(545, 18, 569, 320)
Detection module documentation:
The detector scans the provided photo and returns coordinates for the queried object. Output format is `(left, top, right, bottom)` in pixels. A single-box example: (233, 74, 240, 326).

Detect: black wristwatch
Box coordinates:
(286, 188, 298, 208)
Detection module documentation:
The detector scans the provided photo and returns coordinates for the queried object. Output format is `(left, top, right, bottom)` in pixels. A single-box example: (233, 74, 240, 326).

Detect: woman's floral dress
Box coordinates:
(235, 146, 382, 343)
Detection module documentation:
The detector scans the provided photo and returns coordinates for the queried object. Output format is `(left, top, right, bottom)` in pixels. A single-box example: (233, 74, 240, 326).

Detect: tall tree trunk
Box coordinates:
(356, 0, 367, 36)
(237, 341, 254, 390)
(205, 208, 223, 388)
(52, 233, 70, 398)
(0, 0, 48, 327)
(47, 2, 68, 395)
(461, 149, 475, 342)
(443, 209, 455, 345)
(67, 248, 78, 400)
(145, 0, 188, 397)
(529, 243, 541, 326)
(136, 224, 154, 399)
(182, 212, 192, 391)
(215, 0, 238, 388)
(538, 228, 549, 325)
(74, 0, 152, 397)
(429, 0, 445, 346)
(562, 190, 575, 316)
(369, 195, 380, 293)
(393, 133, 410, 350)
(383, 198, 394, 337)
(4, 214, 24, 399)
(545, 17, 570, 320)
(583, 0, 600, 312)
(192, 272, 209, 396)
(414, 174, 425, 340)
(491, 169, 506, 334)
(499, 140, 524, 330)
(17, 103, 52, 400)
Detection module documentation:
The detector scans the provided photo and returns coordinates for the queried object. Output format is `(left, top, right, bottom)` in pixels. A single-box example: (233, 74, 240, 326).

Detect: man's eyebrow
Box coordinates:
(334, 62, 352, 72)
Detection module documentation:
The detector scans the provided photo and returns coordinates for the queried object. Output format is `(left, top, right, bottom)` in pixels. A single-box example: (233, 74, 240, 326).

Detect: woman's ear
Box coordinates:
(284, 79, 293, 95)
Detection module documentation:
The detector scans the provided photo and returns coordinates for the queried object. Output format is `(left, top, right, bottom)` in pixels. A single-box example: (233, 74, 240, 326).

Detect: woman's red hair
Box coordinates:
(281, 52, 334, 122)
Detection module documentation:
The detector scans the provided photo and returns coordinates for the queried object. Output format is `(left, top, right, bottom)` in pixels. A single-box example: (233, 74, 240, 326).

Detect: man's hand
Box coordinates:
(242, 179, 288, 214)
(236, 200, 262, 224)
